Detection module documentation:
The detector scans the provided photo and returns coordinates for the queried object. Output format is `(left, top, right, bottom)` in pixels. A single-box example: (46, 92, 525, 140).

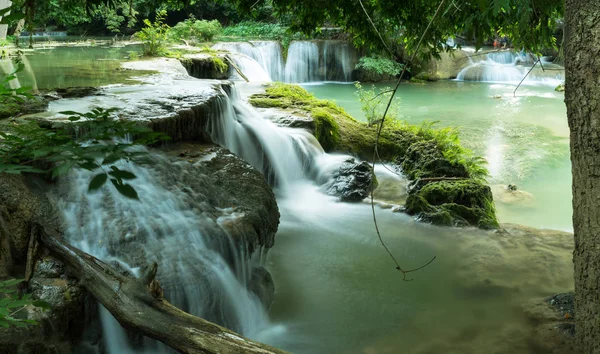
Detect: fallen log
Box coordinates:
(38, 228, 288, 354)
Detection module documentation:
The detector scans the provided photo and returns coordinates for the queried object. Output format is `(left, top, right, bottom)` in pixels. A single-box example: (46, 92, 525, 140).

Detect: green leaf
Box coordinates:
(108, 168, 136, 180)
(102, 154, 121, 165)
(52, 160, 76, 179)
(88, 173, 108, 191)
(78, 161, 99, 171)
(59, 110, 81, 115)
(110, 179, 139, 200)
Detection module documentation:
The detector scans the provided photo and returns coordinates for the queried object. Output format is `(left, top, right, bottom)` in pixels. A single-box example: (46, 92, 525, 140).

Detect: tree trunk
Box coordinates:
(565, 1, 600, 352)
(38, 228, 287, 354)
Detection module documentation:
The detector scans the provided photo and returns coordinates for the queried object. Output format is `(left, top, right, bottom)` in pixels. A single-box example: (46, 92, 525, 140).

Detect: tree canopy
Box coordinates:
(231, 0, 563, 58)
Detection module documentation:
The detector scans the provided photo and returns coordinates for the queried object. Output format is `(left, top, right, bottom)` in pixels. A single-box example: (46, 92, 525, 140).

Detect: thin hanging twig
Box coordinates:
(513, 55, 540, 97)
(357, 0, 396, 59)
(358, 0, 446, 281)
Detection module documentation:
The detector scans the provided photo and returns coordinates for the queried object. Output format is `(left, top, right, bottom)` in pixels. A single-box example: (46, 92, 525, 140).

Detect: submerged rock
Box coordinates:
(491, 184, 535, 206)
(324, 159, 377, 202)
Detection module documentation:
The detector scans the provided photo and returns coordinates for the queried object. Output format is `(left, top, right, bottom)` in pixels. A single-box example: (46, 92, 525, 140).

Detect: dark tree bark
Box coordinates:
(565, 1, 600, 352)
(38, 228, 287, 354)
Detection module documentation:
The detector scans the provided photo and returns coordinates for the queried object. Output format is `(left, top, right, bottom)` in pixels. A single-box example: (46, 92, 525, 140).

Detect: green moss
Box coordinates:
(409, 77, 427, 84)
(311, 108, 341, 151)
(0, 96, 48, 119)
(211, 56, 228, 73)
(405, 180, 499, 229)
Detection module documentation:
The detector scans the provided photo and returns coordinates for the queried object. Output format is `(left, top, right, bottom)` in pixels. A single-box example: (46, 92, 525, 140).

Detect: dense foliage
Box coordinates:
(231, 0, 563, 58)
(133, 10, 169, 56)
(354, 57, 404, 81)
(169, 17, 222, 42)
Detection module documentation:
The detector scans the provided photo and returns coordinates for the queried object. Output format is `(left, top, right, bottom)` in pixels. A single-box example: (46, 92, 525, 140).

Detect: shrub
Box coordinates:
(169, 18, 222, 43)
(354, 82, 401, 127)
(133, 10, 169, 56)
(355, 55, 404, 77)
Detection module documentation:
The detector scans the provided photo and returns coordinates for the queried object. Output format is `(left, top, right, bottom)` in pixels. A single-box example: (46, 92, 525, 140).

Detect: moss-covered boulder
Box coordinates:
(399, 140, 470, 180)
(0, 95, 48, 120)
(404, 180, 498, 229)
(249, 83, 498, 229)
(180, 55, 229, 80)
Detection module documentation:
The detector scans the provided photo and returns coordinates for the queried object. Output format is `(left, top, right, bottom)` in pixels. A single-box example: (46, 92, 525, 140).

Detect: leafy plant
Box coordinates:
(355, 56, 404, 77)
(0, 278, 50, 328)
(0, 107, 170, 199)
(169, 18, 223, 43)
(133, 10, 169, 56)
(355, 82, 401, 126)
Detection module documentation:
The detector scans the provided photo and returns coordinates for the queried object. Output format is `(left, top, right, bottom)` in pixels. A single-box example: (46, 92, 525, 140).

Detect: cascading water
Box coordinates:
(56, 78, 353, 353)
(213, 40, 358, 83)
(284, 41, 320, 83)
(213, 41, 282, 81)
(456, 50, 564, 85)
(321, 41, 356, 82)
(58, 149, 274, 353)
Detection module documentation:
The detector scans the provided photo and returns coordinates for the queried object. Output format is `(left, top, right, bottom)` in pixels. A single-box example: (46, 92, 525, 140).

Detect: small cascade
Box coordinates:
(456, 50, 564, 85)
(59, 149, 273, 353)
(213, 40, 358, 83)
(227, 52, 273, 82)
(213, 41, 284, 81)
(322, 41, 357, 82)
(284, 41, 320, 83)
(204, 85, 328, 189)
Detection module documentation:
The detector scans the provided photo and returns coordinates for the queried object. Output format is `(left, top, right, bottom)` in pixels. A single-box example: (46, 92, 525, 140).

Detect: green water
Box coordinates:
(303, 81, 572, 231)
(6, 44, 149, 90)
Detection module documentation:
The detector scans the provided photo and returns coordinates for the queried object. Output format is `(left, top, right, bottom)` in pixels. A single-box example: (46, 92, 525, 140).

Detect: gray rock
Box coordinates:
(324, 159, 377, 202)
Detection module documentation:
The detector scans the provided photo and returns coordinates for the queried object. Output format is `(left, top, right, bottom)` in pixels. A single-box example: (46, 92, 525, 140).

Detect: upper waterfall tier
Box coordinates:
(213, 40, 358, 83)
(455, 50, 564, 85)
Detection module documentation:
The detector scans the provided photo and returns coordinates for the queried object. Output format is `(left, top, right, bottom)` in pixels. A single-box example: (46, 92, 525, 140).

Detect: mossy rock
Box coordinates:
(405, 180, 499, 229)
(399, 140, 469, 180)
(180, 55, 229, 80)
(0, 95, 48, 119)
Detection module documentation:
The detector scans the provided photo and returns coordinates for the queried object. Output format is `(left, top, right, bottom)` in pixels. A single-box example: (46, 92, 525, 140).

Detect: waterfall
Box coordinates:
(56, 78, 352, 353)
(213, 40, 358, 83)
(284, 41, 319, 83)
(204, 85, 326, 189)
(322, 41, 356, 82)
(59, 148, 273, 353)
(455, 50, 564, 85)
(213, 41, 282, 82)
